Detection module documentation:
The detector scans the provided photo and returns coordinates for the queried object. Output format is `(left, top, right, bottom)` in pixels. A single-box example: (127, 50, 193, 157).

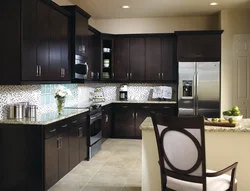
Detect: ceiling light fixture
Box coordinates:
(122, 5, 130, 9)
(210, 2, 218, 6)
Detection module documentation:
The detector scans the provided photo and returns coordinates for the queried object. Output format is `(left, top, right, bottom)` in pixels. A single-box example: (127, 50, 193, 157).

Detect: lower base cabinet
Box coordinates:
(113, 104, 177, 139)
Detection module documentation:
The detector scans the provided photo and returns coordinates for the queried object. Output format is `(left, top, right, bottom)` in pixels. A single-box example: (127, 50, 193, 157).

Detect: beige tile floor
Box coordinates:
(49, 139, 142, 191)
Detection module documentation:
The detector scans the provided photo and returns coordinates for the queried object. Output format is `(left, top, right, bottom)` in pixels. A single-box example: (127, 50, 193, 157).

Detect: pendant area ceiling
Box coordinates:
(68, 0, 250, 19)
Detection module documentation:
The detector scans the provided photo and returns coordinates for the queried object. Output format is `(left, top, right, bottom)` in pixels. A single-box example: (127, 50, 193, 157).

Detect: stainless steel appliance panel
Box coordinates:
(178, 62, 196, 116)
(197, 62, 220, 118)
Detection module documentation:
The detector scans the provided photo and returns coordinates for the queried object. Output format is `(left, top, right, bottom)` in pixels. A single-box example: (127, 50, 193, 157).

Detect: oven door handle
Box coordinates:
(90, 113, 102, 122)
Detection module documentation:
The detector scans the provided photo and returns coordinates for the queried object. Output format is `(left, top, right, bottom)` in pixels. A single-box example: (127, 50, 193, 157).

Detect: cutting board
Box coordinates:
(204, 120, 237, 127)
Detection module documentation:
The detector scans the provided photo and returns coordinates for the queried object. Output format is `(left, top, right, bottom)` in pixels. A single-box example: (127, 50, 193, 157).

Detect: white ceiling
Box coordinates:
(67, 0, 250, 19)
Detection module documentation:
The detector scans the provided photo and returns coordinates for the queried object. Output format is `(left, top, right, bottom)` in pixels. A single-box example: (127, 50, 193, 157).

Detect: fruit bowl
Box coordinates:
(223, 115, 243, 121)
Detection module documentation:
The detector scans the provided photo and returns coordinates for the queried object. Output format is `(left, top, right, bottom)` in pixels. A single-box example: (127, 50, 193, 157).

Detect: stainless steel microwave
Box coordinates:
(74, 55, 88, 80)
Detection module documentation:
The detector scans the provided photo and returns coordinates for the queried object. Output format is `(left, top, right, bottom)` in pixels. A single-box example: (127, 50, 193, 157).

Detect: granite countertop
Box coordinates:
(100, 100, 177, 106)
(0, 108, 89, 125)
(140, 117, 250, 133)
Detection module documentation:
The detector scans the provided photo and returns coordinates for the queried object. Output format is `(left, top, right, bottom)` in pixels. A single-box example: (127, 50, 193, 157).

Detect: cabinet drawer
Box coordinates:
(44, 124, 58, 139)
(70, 113, 88, 126)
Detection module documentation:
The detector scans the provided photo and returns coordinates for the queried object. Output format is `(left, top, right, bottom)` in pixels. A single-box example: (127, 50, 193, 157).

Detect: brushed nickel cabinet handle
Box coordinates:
(61, 124, 68, 128)
(105, 115, 108, 123)
(112, 73, 115, 79)
(162, 73, 164, 79)
(72, 120, 78, 124)
(127, 73, 129, 79)
(49, 128, 56, 133)
(130, 73, 132, 79)
(135, 112, 138, 119)
(158, 73, 161, 79)
(36, 65, 39, 77)
(39, 65, 42, 77)
(57, 137, 60, 149)
(60, 137, 63, 149)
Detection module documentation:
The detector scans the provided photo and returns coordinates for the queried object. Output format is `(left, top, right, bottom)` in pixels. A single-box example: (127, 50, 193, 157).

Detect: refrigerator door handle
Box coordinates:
(193, 73, 196, 115)
(196, 72, 199, 115)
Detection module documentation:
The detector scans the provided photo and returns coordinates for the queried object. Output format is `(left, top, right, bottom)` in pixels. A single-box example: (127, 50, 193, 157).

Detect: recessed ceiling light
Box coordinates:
(210, 2, 218, 6)
(122, 5, 130, 9)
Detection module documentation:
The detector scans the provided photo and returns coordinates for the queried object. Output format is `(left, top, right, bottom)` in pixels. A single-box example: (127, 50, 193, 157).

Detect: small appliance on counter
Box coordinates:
(119, 84, 128, 101)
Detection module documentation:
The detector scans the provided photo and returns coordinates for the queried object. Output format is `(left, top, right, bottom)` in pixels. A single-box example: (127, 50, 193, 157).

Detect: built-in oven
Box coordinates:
(74, 55, 88, 80)
(88, 110, 102, 159)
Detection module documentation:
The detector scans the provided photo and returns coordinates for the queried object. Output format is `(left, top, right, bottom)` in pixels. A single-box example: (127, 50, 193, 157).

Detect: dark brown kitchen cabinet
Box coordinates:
(161, 37, 177, 81)
(58, 133, 69, 179)
(45, 136, 59, 190)
(114, 38, 130, 81)
(129, 38, 146, 81)
(88, 26, 101, 81)
(113, 105, 135, 138)
(175, 31, 223, 61)
(113, 104, 177, 139)
(102, 105, 113, 141)
(63, 6, 91, 83)
(1, 0, 71, 84)
(69, 125, 80, 170)
(79, 120, 88, 161)
(146, 38, 162, 80)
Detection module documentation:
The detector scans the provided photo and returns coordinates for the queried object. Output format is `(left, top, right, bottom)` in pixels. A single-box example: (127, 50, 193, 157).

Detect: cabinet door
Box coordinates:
(102, 106, 112, 138)
(58, 133, 69, 179)
(114, 105, 135, 138)
(49, 9, 62, 80)
(161, 37, 177, 81)
(76, 12, 88, 57)
(177, 34, 221, 61)
(22, 0, 38, 81)
(69, 125, 80, 170)
(129, 38, 145, 81)
(88, 30, 94, 80)
(114, 38, 129, 81)
(60, 14, 70, 80)
(135, 108, 151, 138)
(152, 105, 177, 116)
(79, 121, 88, 161)
(45, 136, 58, 190)
(146, 38, 161, 80)
(36, 0, 50, 80)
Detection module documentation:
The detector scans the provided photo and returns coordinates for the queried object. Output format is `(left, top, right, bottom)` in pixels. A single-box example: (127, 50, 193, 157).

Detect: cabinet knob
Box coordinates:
(158, 73, 161, 80)
(105, 115, 109, 123)
(36, 65, 39, 77)
(39, 65, 42, 77)
(127, 73, 129, 79)
(130, 73, 132, 79)
(162, 73, 164, 79)
(112, 73, 115, 79)
(97, 72, 100, 80)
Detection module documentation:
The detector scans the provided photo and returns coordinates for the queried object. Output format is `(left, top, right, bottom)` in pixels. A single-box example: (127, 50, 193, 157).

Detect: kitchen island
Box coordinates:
(140, 117, 250, 191)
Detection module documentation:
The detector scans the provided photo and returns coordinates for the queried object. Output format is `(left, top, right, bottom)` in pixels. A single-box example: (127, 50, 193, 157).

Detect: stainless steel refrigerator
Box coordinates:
(178, 62, 220, 118)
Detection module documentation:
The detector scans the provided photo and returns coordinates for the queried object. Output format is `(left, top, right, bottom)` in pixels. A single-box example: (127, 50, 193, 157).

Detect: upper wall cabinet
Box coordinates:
(63, 6, 91, 83)
(0, 0, 71, 85)
(112, 35, 177, 83)
(175, 30, 223, 61)
(88, 26, 101, 81)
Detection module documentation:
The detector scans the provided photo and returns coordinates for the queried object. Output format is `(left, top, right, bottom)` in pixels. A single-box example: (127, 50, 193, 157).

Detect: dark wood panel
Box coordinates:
(114, 38, 129, 81)
(69, 125, 80, 170)
(129, 38, 145, 81)
(135, 109, 150, 138)
(146, 38, 161, 80)
(45, 136, 59, 190)
(177, 34, 221, 61)
(79, 122, 88, 161)
(0, 1, 21, 84)
(49, 8, 62, 80)
(114, 106, 135, 138)
(22, 0, 38, 81)
(161, 37, 176, 81)
(37, 0, 50, 80)
(58, 133, 69, 179)
(102, 106, 112, 139)
(61, 14, 70, 80)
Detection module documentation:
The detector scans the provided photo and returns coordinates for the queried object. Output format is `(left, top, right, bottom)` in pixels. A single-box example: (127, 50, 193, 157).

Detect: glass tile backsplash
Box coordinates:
(41, 84, 78, 105)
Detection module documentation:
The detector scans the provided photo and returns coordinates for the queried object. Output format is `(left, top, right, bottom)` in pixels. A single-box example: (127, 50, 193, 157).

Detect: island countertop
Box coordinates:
(140, 117, 250, 132)
(0, 108, 89, 125)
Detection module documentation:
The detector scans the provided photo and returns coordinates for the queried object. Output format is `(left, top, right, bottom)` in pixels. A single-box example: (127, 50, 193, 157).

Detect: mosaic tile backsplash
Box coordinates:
(0, 83, 176, 119)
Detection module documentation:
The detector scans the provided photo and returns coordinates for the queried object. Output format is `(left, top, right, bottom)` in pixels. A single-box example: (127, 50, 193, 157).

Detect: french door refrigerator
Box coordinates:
(178, 62, 220, 118)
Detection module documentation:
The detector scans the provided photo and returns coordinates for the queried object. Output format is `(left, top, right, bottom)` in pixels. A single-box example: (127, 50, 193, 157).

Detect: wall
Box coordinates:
(89, 15, 219, 34)
(220, 9, 250, 113)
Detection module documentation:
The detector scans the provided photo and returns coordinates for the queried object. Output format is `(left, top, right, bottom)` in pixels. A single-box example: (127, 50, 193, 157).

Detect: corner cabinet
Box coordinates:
(1, 0, 71, 85)
(175, 30, 223, 61)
